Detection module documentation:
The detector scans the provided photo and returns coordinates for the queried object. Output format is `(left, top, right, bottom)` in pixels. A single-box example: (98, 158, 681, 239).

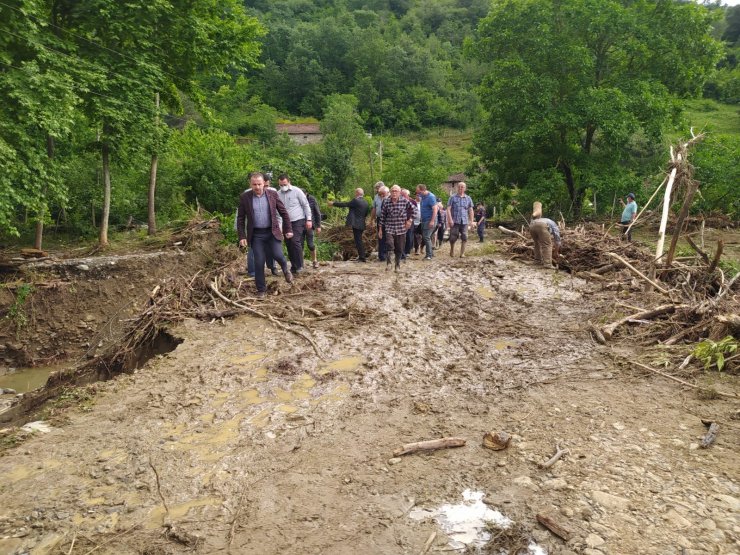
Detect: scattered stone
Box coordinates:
(591, 491, 630, 510)
(387, 457, 402, 466)
(561, 507, 575, 517)
(585, 533, 605, 548)
(664, 509, 692, 528)
(76, 264, 90, 271)
(20, 421, 52, 434)
(543, 478, 568, 490)
(712, 494, 739, 512)
(612, 422, 625, 431)
(512, 475, 536, 489)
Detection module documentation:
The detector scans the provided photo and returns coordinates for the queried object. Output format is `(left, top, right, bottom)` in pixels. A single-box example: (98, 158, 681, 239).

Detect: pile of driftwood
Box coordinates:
(321, 224, 377, 260)
(499, 134, 739, 364)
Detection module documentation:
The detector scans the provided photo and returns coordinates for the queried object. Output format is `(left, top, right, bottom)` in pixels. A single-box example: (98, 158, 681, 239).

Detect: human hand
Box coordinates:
(285, 232, 294, 239)
(239, 239, 247, 248)
(428, 220, 435, 229)
(405, 221, 412, 230)
(306, 221, 313, 230)
(316, 227, 321, 234)
(328, 201, 334, 207)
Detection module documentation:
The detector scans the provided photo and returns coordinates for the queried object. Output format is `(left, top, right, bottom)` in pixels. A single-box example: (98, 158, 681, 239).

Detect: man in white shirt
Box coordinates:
(277, 174, 312, 274)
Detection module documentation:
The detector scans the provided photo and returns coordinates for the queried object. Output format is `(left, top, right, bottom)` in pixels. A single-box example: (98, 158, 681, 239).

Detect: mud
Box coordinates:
(0, 242, 738, 555)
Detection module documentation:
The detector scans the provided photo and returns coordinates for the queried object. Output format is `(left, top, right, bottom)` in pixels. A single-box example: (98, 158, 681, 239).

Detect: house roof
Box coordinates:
(444, 172, 468, 183)
(276, 123, 322, 134)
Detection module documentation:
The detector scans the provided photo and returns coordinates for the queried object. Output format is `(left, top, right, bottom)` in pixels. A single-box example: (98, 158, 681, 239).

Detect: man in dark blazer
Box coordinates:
(237, 172, 294, 298)
(329, 188, 370, 262)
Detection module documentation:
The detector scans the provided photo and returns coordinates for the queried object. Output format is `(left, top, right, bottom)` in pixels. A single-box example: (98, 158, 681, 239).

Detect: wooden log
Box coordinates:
(20, 248, 48, 258)
(393, 437, 466, 457)
(685, 236, 710, 264)
(606, 253, 670, 295)
(498, 226, 528, 241)
(592, 263, 618, 275)
(708, 239, 724, 274)
(601, 304, 684, 340)
(536, 514, 572, 541)
(700, 422, 719, 448)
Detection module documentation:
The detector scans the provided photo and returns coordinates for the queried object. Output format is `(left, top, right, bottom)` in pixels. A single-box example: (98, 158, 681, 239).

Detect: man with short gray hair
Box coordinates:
(370, 182, 389, 261)
(446, 181, 475, 258)
(277, 174, 312, 274)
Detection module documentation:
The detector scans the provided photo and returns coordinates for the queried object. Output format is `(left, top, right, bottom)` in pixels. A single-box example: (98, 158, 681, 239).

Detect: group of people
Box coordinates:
(236, 169, 637, 296)
(335, 180, 487, 273)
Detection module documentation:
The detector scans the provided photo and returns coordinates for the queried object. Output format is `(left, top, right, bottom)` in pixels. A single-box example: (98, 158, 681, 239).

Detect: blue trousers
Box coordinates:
(421, 220, 435, 257)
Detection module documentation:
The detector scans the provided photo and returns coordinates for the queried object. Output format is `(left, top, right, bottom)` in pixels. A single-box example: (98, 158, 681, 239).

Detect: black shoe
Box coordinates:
(270, 268, 279, 276)
(255, 291, 266, 299)
(284, 270, 293, 284)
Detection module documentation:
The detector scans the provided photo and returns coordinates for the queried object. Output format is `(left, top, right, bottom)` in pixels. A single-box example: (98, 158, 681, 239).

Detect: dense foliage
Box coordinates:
(0, 0, 737, 247)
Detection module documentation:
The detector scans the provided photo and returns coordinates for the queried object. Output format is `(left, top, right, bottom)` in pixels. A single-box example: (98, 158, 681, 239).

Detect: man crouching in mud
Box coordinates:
(529, 201, 561, 268)
(237, 172, 294, 299)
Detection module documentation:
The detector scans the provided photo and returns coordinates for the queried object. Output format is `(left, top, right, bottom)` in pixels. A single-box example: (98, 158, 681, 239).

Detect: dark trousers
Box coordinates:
(404, 226, 414, 256)
(248, 247, 275, 276)
(385, 233, 405, 266)
(286, 218, 306, 272)
(251, 229, 289, 292)
(477, 222, 485, 242)
(376, 219, 387, 261)
(352, 228, 366, 261)
(437, 224, 445, 244)
(304, 228, 315, 252)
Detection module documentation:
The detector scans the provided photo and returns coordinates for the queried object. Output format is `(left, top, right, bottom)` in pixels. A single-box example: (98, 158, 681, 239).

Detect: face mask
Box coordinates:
(280, 185, 290, 191)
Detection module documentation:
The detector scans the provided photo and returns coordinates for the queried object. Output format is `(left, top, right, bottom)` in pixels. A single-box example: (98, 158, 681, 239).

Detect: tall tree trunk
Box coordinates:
(35, 135, 55, 250)
(99, 141, 111, 246)
(147, 92, 160, 236)
(558, 160, 581, 217)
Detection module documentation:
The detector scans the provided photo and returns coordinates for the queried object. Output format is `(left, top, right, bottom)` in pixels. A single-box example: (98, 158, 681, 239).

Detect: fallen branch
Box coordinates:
(708, 239, 724, 274)
(538, 444, 568, 469)
(602, 304, 685, 340)
(685, 236, 710, 265)
(419, 531, 436, 555)
(628, 359, 739, 400)
(606, 253, 670, 295)
(536, 514, 572, 541)
(498, 226, 528, 241)
(700, 422, 719, 449)
(210, 281, 324, 359)
(393, 437, 466, 457)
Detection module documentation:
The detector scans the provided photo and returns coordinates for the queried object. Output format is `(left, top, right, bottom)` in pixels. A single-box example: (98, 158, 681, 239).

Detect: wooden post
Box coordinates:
(665, 180, 698, 267)
(99, 139, 111, 246)
(655, 152, 680, 263)
(147, 92, 160, 236)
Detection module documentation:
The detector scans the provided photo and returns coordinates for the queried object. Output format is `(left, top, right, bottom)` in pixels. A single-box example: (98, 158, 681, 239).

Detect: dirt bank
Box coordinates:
(0, 241, 738, 555)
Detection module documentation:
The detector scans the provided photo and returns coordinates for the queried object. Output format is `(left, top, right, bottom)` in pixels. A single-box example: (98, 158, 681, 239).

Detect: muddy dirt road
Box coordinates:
(0, 244, 738, 554)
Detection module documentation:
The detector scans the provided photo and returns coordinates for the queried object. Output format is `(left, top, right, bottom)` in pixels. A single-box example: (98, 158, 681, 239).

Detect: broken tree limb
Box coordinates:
(601, 304, 685, 340)
(628, 359, 739, 400)
(536, 514, 572, 541)
(700, 422, 719, 449)
(209, 281, 324, 359)
(606, 253, 670, 295)
(498, 226, 528, 241)
(708, 239, 724, 274)
(685, 236, 710, 265)
(393, 437, 466, 457)
(538, 444, 568, 469)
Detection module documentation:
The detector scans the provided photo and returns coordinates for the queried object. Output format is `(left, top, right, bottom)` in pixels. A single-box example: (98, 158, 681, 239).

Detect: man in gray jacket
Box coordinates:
(329, 188, 370, 262)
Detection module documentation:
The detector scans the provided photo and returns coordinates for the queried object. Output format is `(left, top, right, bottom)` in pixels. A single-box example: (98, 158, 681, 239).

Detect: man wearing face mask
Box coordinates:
(277, 174, 312, 275)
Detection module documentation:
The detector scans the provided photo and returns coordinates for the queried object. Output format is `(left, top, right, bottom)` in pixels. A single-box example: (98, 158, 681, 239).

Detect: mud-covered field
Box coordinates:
(0, 241, 738, 555)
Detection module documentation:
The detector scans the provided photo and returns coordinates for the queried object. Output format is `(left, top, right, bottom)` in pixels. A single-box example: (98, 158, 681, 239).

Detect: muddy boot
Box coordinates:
(450, 243, 455, 257)
(386, 258, 391, 272)
(394, 255, 401, 272)
(460, 242, 466, 258)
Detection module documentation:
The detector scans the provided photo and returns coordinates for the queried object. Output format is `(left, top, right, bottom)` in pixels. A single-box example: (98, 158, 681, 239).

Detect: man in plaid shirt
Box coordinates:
(379, 185, 414, 272)
(446, 181, 475, 258)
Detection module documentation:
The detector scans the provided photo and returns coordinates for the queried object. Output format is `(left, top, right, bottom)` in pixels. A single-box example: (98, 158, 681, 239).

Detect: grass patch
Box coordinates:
(677, 99, 740, 136)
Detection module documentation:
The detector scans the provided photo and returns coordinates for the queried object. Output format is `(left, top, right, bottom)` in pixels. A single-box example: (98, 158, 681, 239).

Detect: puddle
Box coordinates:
(409, 490, 546, 553)
(493, 340, 514, 351)
(318, 356, 364, 375)
(0, 363, 68, 394)
(146, 496, 221, 529)
(475, 287, 496, 300)
(241, 389, 270, 405)
(169, 416, 241, 461)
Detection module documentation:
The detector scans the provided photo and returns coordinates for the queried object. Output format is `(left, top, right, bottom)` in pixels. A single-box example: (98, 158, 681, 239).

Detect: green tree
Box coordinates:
(469, 0, 723, 216)
(320, 94, 366, 192)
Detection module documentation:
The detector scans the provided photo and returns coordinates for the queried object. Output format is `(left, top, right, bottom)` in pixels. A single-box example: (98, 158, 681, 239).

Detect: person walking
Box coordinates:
(446, 181, 475, 258)
(529, 201, 561, 268)
(329, 188, 370, 262)
(618, 192, 637, 242)
(415, 184, 438, 260)
(236, 172, 294, 299)
(434, 200, 446, 248)
(370, 182, 389, 261)
(305, 192, 322, 269)
(379, 185, 414, 272)
(277, 174, 312, 275)
(401, 189, 419, 260)
(475, 203, 486, 243)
